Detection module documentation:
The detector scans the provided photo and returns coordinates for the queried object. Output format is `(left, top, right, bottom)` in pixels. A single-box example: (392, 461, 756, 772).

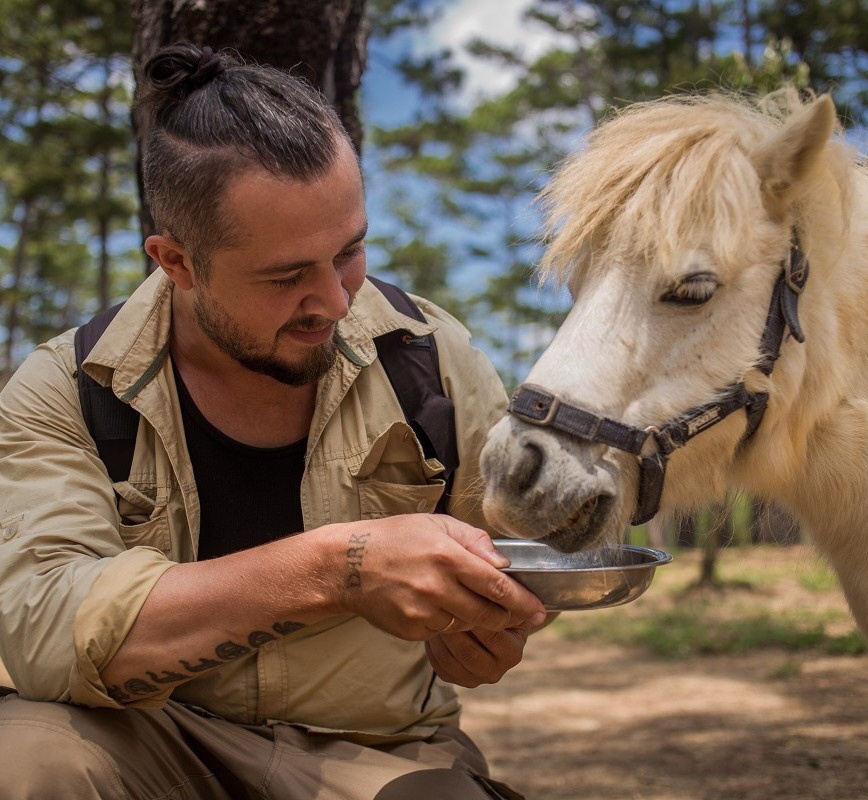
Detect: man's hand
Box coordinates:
(424, 621, 532, 687)
(336, 514, 547, 641)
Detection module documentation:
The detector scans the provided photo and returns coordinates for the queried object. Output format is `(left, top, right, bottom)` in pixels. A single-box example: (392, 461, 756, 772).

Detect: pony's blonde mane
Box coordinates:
(539, 90, 856, 284)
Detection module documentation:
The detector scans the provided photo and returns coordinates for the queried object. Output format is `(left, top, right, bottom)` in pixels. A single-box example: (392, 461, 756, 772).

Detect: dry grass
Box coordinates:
(460, 546, 868, 800)
(552, 545, 865, 658)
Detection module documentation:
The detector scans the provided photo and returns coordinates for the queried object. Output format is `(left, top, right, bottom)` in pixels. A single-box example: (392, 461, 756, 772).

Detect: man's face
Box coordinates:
(189, 139, 367, 386)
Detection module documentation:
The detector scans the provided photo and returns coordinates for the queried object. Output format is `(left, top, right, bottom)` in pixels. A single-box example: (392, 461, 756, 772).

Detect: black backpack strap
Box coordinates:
(368, 276, 459, 514)
(74, 303, 139, 483)
(74, 281, 461, 514)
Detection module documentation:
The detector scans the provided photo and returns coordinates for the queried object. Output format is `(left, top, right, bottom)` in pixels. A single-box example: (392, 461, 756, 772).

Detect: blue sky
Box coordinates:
(358, 0, 587, 377)
(362, 0, 578, 126)
(356, 0, 866, 376)
(359, 0, 575, 271)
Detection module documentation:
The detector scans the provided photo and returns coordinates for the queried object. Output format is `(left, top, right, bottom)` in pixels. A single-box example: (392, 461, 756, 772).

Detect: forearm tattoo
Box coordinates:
(112, 620, 307, 703)
(346, 532, 371, 589)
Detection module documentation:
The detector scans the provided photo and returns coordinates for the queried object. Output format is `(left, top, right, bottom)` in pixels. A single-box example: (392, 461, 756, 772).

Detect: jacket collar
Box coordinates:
(335, 278, 435, 367)
(83, 270, 173, 397)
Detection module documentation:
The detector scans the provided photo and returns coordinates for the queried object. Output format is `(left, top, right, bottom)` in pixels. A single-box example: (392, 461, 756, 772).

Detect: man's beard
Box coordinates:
(192, 291, 338, 386)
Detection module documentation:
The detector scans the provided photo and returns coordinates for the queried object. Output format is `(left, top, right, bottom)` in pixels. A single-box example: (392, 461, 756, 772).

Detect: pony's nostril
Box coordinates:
(507, 440, 544, 494)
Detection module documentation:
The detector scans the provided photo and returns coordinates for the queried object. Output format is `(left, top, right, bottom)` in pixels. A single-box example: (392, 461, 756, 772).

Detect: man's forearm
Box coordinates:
(99, 513, 548, 704)
(100, 527, 345, 703)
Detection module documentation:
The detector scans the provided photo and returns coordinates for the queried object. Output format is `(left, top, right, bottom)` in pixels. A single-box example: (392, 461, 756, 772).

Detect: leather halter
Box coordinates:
(508, 237, 810, 525)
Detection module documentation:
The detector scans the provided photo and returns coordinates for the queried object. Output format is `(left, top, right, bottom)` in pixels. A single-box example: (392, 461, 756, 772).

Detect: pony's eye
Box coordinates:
(660, 272, 719, 306)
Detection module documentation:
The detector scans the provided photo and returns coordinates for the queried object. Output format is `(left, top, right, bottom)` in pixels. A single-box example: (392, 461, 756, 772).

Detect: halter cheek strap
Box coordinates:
(757, 240, 809, 374)
(507, 235, 808, 525)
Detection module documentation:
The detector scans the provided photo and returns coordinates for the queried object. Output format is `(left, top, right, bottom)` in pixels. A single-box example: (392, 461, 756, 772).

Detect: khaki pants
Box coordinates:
(0, 692, 524, 800)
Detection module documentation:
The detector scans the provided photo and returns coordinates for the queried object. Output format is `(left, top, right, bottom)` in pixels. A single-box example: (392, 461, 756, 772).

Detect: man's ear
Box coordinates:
(145, 234, 195, 290)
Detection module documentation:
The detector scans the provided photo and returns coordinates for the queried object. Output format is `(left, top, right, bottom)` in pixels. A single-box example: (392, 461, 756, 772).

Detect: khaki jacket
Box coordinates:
(0, 271, 507, 743)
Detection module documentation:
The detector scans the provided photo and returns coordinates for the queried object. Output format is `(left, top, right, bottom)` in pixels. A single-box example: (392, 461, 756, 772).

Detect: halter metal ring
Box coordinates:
(640, 425, 662, 458)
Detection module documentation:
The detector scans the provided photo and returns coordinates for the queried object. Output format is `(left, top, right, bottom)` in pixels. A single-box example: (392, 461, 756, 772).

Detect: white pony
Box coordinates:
(480, 91, 868, 635)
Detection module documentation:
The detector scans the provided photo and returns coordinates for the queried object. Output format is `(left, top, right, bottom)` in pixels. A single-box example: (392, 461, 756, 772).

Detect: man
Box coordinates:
(0, 43, 547, 799)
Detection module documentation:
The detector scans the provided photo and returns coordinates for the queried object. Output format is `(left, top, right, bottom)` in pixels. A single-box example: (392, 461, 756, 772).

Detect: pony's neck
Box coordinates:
(734, 168, 868, 544)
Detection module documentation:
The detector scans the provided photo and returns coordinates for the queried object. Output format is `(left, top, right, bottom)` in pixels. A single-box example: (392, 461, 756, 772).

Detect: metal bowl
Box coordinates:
(494, 540, 673, 611)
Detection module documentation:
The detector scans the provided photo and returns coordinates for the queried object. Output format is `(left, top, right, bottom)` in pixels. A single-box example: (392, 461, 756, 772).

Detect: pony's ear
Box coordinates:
(753, 94, 837, 213)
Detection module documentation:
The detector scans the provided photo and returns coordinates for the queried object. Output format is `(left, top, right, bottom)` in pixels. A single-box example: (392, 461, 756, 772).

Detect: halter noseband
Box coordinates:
(508, 236, 809, 525)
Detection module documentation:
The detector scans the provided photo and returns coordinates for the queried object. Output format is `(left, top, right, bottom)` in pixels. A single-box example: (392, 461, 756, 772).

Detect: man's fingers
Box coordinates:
(438, 520, 510, 568)
(426, 625, 530, 687)
(425, 636, 484, 688)
(452, 559, 546, 629)
(464, 539, 510, 569)
(432, 518, 544, 624)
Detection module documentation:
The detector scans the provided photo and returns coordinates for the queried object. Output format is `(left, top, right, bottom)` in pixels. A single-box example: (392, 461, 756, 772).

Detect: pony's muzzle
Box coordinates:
(481, 417, 622, 549)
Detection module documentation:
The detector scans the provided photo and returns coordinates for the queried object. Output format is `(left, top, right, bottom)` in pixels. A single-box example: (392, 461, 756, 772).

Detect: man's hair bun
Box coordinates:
(144, 42, 228, 100)
(138, 41, 349, 274)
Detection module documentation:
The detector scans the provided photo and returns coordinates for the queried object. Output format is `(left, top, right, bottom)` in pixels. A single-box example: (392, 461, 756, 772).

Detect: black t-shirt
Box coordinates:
(173, 366, 307, 561)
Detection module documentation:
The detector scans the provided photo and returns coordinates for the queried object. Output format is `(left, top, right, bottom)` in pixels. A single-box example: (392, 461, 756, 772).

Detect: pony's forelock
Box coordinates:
(537, 91, 853, 285)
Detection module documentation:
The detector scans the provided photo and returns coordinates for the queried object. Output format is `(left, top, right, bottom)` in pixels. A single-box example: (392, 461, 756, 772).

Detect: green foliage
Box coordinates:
(1, 0, 864, 385)
(757, 0, 867, 125)
(367, 187, 461, 314)
(567, 608, 833, 658)
(367, 0, 440, 39)
(0, 0, 137, 380)
(368, 0, 866, 382)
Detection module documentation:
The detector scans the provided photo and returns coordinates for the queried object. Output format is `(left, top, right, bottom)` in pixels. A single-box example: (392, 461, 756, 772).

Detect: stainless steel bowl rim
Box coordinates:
(494, 542, 674, 572)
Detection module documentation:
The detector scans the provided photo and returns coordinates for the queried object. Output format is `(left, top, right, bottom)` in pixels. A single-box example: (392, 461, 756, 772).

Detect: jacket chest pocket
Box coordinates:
(113, 480, 171, 556)
(352, 422, 446, 518)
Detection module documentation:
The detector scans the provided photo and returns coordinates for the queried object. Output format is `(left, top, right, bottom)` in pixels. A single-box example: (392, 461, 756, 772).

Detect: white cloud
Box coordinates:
(421, 0, 577, 106)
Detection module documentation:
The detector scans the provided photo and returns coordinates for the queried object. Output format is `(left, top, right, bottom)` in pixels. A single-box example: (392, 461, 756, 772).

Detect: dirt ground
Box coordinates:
(458, 549, 868, 800)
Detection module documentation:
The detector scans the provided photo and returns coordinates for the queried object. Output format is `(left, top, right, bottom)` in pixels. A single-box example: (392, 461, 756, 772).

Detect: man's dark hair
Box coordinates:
(137, 42, 352, 278)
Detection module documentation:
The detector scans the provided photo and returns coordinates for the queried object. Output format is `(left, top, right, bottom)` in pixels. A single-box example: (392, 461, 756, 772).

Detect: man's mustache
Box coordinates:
(280, 316, 336, 334)
(278, 288, 356, 335)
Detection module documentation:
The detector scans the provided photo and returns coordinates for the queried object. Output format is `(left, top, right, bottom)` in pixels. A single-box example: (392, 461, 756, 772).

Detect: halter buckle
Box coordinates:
(509, 385, 563, 428)
(526, 394, 560, 427)
(639, 425, 661, 458)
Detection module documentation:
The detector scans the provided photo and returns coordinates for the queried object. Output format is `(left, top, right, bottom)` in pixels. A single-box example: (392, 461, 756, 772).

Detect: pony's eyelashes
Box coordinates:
(659, 271, 720, 307)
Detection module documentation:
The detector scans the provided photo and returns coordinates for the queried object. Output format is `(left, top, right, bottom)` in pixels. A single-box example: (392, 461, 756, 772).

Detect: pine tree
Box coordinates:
(368, 0, 865, 383)
(0, 0, 137, 380)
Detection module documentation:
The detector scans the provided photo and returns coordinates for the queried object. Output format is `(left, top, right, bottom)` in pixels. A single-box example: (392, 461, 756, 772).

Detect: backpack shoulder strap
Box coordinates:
(75, 282, 461, 513)
(368, 276, 459, 513)
(74, 303, 139, 483)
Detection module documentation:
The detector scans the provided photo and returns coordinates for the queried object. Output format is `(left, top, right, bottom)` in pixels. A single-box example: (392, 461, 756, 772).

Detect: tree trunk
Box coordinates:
(131, 0, 369, 266)
(740, 0, 752, 68)
(750, 500, 801, 546)
(97, 67, 112, 311)
(698, 502, 733, 587)
(677, 513, 697, 547)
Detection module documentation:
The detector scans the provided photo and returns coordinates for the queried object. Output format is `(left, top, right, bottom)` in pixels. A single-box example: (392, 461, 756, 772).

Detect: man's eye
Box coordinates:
(338, 243, 365, 261)
(660, 273, 719, 306)
(271, 273, 304, 288)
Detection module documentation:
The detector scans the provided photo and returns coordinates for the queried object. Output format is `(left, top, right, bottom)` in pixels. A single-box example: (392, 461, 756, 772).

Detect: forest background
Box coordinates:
(1, 0, 866, 556)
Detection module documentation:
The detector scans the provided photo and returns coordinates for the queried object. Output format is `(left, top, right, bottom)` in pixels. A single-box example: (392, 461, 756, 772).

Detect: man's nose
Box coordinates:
(301, 267, 350, 320)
